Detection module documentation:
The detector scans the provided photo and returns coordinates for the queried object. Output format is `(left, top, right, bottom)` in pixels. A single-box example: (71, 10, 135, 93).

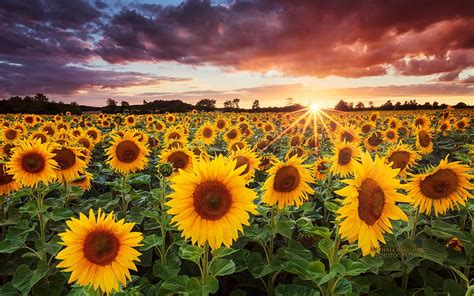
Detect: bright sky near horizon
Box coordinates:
(1, 0, 473, 108)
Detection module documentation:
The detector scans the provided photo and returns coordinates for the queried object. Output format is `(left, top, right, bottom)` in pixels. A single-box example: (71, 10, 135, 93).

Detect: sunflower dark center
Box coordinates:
(5, 129, 17, 140)
(116, 140, 140, 163)
(358, 178, 385, 225)
(388, 151, 410, 172)
(53, 148, 76, 170)
(217, 120, 225, 129)
(420, 169, 458, 200)
(78, 138, 91, 149)
(169, 132, 180, 140)
(43, 126, 54, 136)
(0, 164, 14, 185)
(362, 124, 372, 133)
(231, 142, 245, 151)
(21, 152, 46, 173)
(25, 117, 34, 124)
(317, 162, 328, 173)
(234, 156, 250, 175)
(273, 166, 300, 192)
(291, 136, 301, 146)
(457, 121, 465, 128)
(338, 147, 353, 165)
(203, 127, 212, 138)
(418, 131, 431, 147)
(415, 119, 424, 126)
(387, 131, 395, 139)
(87, 130, 98, 140)
(168, 151, 190, 170)
(330, 122, 337, 131)
(193, 181, 232, 220)
(83, 231, 120, 266)
(368, 133, 383, 146)
(227, 130, 237, 139)
(390, 122, 397, 128)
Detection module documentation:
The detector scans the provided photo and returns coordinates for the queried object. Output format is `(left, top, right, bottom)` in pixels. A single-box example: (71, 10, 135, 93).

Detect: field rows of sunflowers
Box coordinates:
(0, 108, 472, 295)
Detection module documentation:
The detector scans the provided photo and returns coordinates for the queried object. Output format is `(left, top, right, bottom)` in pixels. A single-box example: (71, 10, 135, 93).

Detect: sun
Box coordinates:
(309, 102, 320, 113)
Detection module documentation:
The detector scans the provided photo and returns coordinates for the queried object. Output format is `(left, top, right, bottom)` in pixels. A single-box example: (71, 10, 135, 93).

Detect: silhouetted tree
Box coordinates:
(252, 100, 261, 110)
(195, 99, 216, 111)
(355, 102, 365, 109)
(232, 98, 240, 109)
(454, 102, 468, 109)
(286, 98, 294, 106)
(224, 100, 233, 109)
(334, 99, 350, 111)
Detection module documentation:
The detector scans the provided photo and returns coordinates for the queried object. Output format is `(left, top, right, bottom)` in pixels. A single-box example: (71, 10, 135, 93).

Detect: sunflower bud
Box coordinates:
(158, 162, 173, 177)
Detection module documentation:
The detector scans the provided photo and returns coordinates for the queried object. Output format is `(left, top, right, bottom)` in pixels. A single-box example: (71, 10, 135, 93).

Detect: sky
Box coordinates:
(0, 0, 473, 108)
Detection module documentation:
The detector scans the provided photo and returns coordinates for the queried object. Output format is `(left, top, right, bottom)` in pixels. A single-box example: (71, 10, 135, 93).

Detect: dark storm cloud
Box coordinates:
(1, 0, 473, 97)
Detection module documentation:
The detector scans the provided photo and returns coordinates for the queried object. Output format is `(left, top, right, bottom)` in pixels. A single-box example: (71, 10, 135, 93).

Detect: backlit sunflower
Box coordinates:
(262, 155, 314, 208)
(7, 139, 57, 187)
(0, 162, 20, 195)
(313, 157, 330, 181)
(52, 144, 87, 182)
(415, 128, 433, 155)
(230, 147, 260, 180)
(385, 143, 419, 177)
(166, 155, 257, 249)
(196, 122, 216, 145)
(330, 141, 361, 178)
(56, 209, 143, 294)
(160, 147, 194, 174)
(336, 152, 410, 256)
(106, 132, 149, 175)
(406, 157, 473, 216)
(454, 117, 469, 130)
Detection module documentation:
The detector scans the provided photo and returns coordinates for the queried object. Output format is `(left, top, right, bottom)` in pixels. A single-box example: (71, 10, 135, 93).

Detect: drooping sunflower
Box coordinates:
(0, 162, 20, 195)
(336, 152, 410, 256)
(166, 155, 257, 249)
(160, 147, 194, 174)
(56, 209, 143, 294)
(52, 144, 87, 182)
(384, 143, 419, 177)
(313, 157, 330, 181)
(262, 155, 314, 208)
(106, 132, 150, 175)
(7, 139, 57, 187)
(415, 128, 433, 155)
(195, 122, 216, 145)
(406, 157, 473, 216)
(330, 141, 361, 177)
(230, 147, 260, 180)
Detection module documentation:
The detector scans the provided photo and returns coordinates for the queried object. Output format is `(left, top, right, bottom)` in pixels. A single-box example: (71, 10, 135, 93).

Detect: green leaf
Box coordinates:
(140, 234, 164, 251)
(209, 259, 236, 277)
(178, 244, 203, 265)
(247, 252, 273, 278)
(360, 256, 384, 274)
(152, 254, 181, 280)
(275, 219, 294, 238)
(12, 262, 49, 295)
(46, 208, 73, 222)
(339, 258, 369, 276)
(129, 174, 151, 185)
(275, 284, 320, 296)
(442, 279, 465, 296)
(211, 247, 238, 259)
(416, 239, 448, 265)
(318, 239, 332, 259)
(334, 278, 352, 295)
(158, 275, 189, 294)
(306, 261, 331, 286)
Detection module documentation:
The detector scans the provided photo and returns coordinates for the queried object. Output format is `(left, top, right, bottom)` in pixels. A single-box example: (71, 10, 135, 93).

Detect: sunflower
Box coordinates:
(454, 117, 469, 130)
(415, 128, 433, 155)
(334, 125, 360, 144)
(166, 155, 257, 249)
(224, 127, 241, 144)
(52, 144, 87, 182)
(196, 122, 216, 145)
(361, 122, 375, 134)
(2, 127, 21, 143)
(262, 155, 314, 208)
(229, 141, 247, 152)
(86, 127, 101, 143)
(56, 209, 143, 294)
(364, 132, 383, 151)
(384, 128, 398, 143)
(164, 126, 186, 144)
(160, 147, 194, 174)
(413, 115, 430, 129)
(230, 147, 260, 180)
(406, 157, 473, 216)
(7, 139, 57, 187)
(0, 162, 20, 195)
(70, 171, 93, 191)
(106, 132, 149, 175)
(330, 141, 361, 178)
(313, 157, 330, 181)
(385, 143, 419, 177)
(439, 120, 451, 134)
(215, 117, 228, 131)
(124, 115, 136, 126)
(336, 152, 410, 256)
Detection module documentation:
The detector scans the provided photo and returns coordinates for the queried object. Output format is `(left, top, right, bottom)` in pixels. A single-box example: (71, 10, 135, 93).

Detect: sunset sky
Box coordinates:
(1, 0, 473, 108)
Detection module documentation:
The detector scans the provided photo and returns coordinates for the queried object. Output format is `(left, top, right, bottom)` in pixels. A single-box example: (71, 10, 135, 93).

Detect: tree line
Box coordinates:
(334, 99, 472, 111)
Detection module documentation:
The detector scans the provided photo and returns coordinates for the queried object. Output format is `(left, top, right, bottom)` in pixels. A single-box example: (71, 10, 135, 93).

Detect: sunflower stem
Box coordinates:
(160, 175, 167, 266)
(267, 206, 277, 296)
(409, 209, 419, 240)
(34, 186, 47, 262)
(201, 243, 210, 295)
(121, 174, 128, 216)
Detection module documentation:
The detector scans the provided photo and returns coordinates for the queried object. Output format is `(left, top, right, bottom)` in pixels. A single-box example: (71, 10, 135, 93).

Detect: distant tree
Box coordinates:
(195, 99, 216, 111)
(454, 102, 467, 109)
(224, 100, 233, 109)
(121, 101, 130, 107)
(395, 101, 402, 109)
(232, 98, 240, 109)
(34, 93, 49, 102)
(252, 99, 261, 110)
(355, 102, 365, 109)
(286, 98, 294, 106)
(433, 101, 439, 108)
(369, 101, 374, 108)
(381, 100, 394, 110)
(103, 98, 118, 113)
(334, 99, 350, 111)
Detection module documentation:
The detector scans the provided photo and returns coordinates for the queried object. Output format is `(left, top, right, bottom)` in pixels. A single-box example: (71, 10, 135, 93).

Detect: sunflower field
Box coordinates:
(0, 108, 473, 296)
